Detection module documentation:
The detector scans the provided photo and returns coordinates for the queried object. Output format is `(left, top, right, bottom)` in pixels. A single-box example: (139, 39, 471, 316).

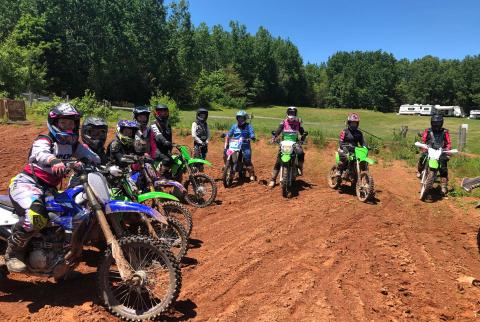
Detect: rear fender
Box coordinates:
(187, 158, 212, 166)
(105, 200, 168, 224)
(137, 191, 179, 203)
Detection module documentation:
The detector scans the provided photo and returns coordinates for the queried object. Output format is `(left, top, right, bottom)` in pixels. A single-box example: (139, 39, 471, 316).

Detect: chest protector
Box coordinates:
(283, 118, 301, 133)
(195, 121, 208, 142)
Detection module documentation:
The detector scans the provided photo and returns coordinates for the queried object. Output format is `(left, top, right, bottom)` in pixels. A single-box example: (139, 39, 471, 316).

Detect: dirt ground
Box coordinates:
(1, 123, 480, 321)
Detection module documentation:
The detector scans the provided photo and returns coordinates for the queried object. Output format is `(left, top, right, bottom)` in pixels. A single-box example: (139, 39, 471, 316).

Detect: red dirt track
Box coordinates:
(1, 124, 480, 321)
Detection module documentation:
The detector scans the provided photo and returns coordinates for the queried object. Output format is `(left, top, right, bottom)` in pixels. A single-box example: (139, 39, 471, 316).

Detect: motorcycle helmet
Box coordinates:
(81, 117, 108, 151)
(431, 114, 444, 131)
(116, 120, 139, 146)
(154, 104, 169, 122)
(347, 113, 360, 131)
(236, 110, 248, 125)
(196, 107, 208, 122)
(133, 106, 150, 128)
(286, 106, 297, 121)
(47, 103, 82, 145)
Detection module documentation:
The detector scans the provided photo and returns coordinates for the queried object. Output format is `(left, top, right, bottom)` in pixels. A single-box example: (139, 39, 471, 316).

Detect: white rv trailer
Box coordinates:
(398, 104, 433, 115)
(469, 110, 480, 119)
(398, 104, 464, 117)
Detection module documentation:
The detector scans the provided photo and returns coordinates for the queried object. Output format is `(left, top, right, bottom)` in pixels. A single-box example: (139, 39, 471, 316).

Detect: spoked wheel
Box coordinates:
(97, 236, 181, 321)
(161, 201, 193, 237)
(356, 171, 375, 202)
(222, 161, 234, 188)
(419, 169, 435, 201)
(184, 173, 217, 208)
(281, 165, 291, 198)
(327, 165, 341, 189)
(152, 218, 188, 262)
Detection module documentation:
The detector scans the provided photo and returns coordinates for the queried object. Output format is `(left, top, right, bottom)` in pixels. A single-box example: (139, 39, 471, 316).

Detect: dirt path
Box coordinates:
(1, 124, 480, 321)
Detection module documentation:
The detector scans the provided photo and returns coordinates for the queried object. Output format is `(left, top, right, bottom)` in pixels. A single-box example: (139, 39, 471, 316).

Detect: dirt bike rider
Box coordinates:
(132, 106, 151, 155)
(6, 103, 101, 273)
(68, 116, 109, 188)
(149, 104, 174, 178)
(268, 106, 306, 188)
(225, 110, 257, 181)
(108, 120, 141, 168)
(416, 114, 452, 195)
(81, 116, 108, 164)
(192, 107, 210, 160)
(336, 113, 366, 176)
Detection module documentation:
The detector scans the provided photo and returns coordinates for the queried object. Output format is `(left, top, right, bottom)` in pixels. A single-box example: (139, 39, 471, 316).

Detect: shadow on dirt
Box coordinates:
(181, 257, 198, 267)
(189, 238, 203, 249)
(336, 184, 380, 204)
(164, 299, 198, 321)
(0, 272, 97, 313)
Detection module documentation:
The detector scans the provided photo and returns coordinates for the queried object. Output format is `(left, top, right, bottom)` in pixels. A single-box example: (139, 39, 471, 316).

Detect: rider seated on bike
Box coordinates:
(108, 120, 141, 168)
(69, 116, 109, 188)
(6, 103, 100, 273)
(133, 106, 151, 155)
(268, 107, 306, 188)
(336, 113, 366, 176)
(149, 104, 174, 178)
(417, 114, 452, 195)
(225, 110, 257, 181)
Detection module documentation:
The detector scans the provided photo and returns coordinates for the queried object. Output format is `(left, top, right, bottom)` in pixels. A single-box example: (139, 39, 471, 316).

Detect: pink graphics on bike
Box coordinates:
(227, 137, 243, 156)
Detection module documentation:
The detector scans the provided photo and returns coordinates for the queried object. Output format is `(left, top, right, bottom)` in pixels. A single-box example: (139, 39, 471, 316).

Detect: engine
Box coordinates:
(27, 228, 68, 273)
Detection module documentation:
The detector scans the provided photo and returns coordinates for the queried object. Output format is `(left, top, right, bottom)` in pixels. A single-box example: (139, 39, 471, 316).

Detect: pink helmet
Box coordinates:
(347, 113, 360, 123)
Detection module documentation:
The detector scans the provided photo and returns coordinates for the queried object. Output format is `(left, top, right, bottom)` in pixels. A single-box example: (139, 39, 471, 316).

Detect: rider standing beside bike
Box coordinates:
(417, 114, 452, 195)
(268, 107, 306, 188)
(149, 104, 174, 178)
(225, 110, 257, 181)
(191, 108, 210, 160)
(6, 103, 100, 273)
(336, 113, 366, 176)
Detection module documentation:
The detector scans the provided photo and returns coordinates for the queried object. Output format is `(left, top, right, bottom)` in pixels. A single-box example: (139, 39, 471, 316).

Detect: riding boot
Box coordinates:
(5, 222, 35, 273)
(268, 169, 279, 188)
(440, 177, 449, 196)
(297, 160, 304, 176)
(247, 166, 256, 181)
(461, 176, 480, 192)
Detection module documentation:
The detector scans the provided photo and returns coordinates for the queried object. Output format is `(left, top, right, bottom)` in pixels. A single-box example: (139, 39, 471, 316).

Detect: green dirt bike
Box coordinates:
(102, 161, 188, 262)
(414, 142, 458, 201)
(272, 131, 308, 198)
(328, 146, 376, 202)
(154, 144, 217, 208)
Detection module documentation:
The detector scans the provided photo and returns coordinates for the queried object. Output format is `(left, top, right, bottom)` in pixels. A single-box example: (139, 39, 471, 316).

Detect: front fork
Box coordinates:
(85, 185, 133, 281)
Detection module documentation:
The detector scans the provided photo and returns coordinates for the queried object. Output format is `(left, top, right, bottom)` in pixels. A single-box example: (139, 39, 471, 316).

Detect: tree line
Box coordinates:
(0, 0, 479, 112)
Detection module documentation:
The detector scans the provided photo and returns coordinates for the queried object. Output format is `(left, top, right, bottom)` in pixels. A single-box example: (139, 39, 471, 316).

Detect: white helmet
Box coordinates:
(287, 106, 297, 121)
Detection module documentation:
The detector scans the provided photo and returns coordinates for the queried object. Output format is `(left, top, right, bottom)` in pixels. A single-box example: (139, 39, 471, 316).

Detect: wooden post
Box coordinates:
(5, 99, 26, 121)
(400, 126, 409, 138)
(458, 124, 468, 151)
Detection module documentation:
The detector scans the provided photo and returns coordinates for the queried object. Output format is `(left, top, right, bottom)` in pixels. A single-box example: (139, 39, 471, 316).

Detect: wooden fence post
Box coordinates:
(458, 124, 468, 151)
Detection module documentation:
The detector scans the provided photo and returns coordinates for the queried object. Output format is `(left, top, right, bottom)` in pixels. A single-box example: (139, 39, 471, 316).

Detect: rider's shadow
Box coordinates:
(0, 271, 97, 313)
(163, 299, 198, 321)
(292, 180, 316, 197)
(338, 184, 381, 204)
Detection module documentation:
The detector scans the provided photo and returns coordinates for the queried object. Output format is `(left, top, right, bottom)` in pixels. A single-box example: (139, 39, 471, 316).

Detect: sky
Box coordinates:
(185, 0, 480, 64)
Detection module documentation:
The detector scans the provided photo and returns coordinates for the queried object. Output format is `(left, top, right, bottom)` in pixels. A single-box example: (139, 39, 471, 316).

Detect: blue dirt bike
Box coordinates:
(0, 161, 181, 320)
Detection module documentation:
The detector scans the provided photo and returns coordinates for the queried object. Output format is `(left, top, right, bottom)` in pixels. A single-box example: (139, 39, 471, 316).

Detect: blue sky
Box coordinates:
(186, 0, 480, 64)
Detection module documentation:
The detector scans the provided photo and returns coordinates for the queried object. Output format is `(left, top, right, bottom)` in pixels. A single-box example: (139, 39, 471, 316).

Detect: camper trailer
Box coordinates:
(398, 104, 433, 116)
(469, 110, 480, 119)
(398, 104, 464, 117)
(433, 105, 464, 117)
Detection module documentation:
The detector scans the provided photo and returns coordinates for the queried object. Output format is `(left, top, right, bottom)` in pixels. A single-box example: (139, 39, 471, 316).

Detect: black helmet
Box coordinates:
(133, 106, 150, 127)
(47, 102, 82, 145)
(431, 114, 444, 131)
(286, 106, 297, 120)
(154, 104, 169, 122)
(196, 107, 208, 122)
(81, 116, 108, 150)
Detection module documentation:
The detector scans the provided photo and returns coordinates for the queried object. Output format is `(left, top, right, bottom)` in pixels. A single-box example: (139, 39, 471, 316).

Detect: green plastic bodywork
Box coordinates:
(137, 191, 179, 203)
(355, 147, 375, 164)
(187, 158, 212, 166)
(282, 132, 298, 142)
(281, 154, 291, 162)
(428, 159, 439, 169)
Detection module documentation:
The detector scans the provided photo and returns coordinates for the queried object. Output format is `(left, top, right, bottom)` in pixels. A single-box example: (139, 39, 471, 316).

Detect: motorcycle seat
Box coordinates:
(0, 195, 13, 209)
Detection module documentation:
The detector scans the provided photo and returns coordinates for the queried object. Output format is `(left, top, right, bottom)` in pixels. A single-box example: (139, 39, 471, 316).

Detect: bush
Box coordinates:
(30, 90, 118, 121)
(149, 91, 180, 127)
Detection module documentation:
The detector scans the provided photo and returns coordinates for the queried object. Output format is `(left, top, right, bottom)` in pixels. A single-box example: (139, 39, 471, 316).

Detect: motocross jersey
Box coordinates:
(23, 133, 100, 186)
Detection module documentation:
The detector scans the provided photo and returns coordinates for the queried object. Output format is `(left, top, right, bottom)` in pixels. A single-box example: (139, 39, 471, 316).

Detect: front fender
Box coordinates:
(137, 191, 179, 203)
(281, 153, 291, 163)
(428, 159, 439, 169)
(187, 158, 212, 166)
(105, 200, 168, 224)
